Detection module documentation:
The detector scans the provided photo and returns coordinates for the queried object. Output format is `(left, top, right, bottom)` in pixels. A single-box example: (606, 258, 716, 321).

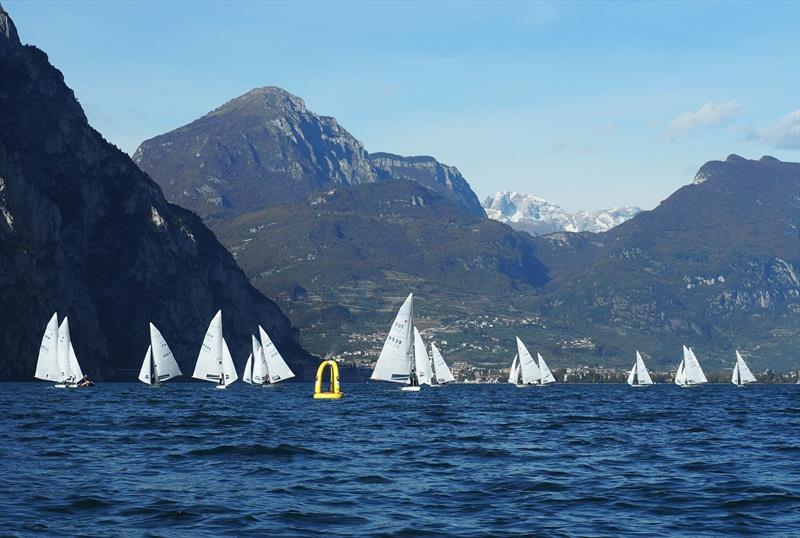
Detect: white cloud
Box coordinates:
(754, 109, 800, 150)
(665, 100, 741, 140)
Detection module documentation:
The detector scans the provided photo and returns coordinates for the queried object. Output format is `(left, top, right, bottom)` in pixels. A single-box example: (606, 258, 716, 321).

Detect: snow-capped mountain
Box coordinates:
(482, 191, 641, 236)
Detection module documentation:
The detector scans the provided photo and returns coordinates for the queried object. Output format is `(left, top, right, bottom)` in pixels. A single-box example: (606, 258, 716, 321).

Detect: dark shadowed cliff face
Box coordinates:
(0, 7, 314, 380)
(133, 86, 485, 220)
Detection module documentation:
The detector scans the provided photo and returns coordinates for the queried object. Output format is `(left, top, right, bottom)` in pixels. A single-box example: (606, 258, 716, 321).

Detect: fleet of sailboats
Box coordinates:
(731, 350, 757, 386)
(35, 313, 84, 388)
(31, 303, 793, 389)
(627, 351, 653, 388)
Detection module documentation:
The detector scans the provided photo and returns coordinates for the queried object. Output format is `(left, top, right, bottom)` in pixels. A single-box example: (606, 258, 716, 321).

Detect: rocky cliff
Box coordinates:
(133, 87, 485, 220)
(0, 6, 314, 380)
(370, 153, 485, 217)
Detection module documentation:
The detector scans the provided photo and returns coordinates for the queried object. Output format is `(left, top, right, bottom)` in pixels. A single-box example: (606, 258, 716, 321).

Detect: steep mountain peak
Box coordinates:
(0, 2, 21, 53)
(725, 153, 747, 163)
(135, 88, 487, 219)
(210, 85, 308, 117)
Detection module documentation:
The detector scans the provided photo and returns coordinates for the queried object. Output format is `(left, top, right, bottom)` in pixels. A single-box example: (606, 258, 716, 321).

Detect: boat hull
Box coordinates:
(215, 385, 228, 390)
(401, 386, 421, 392)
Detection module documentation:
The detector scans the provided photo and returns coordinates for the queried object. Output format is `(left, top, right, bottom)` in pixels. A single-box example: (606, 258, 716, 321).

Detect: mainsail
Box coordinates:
(149, 323, 181, 382)
(258, 325, 294, 383)
(430, 343, 455, 384)
(413, 327, 433, 386)
(537, 353, 556, 385)
(516, 337, 541, 385)
(34, 313, 60, 382)
(56, 317, 72, 383)
(732, 350, 757, 385)
(371, 293, 414, 384)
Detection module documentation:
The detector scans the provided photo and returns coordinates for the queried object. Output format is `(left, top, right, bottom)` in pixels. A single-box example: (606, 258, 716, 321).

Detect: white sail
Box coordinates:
(258, 325, 294, 383)
(508, 355, 519, 384)
(537, 353, 556, 384)
(56, 317, 72, 383)
(192, 310, 224, 383)
(628, 351, 653, 386)
(413, 327, 432, 386)
(733, 350, 756, 385)
(431, 343, 455, 384)
(149, 323, 181, 382)
(684, 347, 708, 385)
(251, 335, 268, 384)
(516, 337, 541, 385)
(221, 338, 238, 386)
(371, 293, 414, 384)
(138, 346, 153, 384)
(34, 313, 60, 381)
(674, 358, 686, 386)
(242, 354, 253, 384)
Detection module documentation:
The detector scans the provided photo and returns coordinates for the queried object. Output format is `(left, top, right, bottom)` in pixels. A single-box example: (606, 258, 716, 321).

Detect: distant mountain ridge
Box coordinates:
(483, 191, 640, 235)
(0, 6, 314, 380)
(133, 87, 485, 220)
(531, 154, 799, 371)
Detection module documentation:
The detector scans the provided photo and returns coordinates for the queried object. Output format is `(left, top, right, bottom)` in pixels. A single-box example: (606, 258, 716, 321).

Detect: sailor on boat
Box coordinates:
(77, 374, 94, 387)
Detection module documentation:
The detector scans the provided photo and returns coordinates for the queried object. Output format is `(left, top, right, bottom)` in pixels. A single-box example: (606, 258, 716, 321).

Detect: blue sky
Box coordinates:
(6, 0, 799, 211)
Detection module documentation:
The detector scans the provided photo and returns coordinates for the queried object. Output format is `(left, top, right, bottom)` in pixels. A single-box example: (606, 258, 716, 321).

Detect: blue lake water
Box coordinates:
(1, 383, 798, 537)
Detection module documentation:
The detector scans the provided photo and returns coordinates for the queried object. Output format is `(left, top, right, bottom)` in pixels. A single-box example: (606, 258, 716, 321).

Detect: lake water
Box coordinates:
(1, 383, 798, 536)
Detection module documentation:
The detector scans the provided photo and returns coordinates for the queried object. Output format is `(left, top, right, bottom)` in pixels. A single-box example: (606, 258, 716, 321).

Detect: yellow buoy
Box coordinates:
(314, 359, 343, 399)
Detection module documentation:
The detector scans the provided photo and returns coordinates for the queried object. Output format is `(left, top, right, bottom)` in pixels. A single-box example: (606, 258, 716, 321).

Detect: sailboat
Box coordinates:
(674, 345, 707, 387)
(536, 353, 556, 386)
(430, 343, 455, 385)
(138, 323, 182, 386)
(258, 325, 295, 385)
(731, 350, 757, 386)
(507, 354, 520, 385)
(34, 313, 84, 388)
(370, 293, 418, 391)
(192, 310, 238, 389)
(516, 337, 542, 387)
(627, 351, 653, 388)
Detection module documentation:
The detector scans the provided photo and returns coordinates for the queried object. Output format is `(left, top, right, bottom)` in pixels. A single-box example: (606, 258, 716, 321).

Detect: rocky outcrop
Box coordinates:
(134, 87, 486, 220)
(0, 6, 314, 380)
(369, 153, 485, 217)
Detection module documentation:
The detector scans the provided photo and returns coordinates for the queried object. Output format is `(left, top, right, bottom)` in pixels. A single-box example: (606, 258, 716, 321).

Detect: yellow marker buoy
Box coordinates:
(314, 359, 343, 399)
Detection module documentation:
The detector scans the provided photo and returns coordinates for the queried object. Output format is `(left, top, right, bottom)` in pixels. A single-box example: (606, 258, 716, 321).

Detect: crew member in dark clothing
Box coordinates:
(77, 374, 94, 387)
(218, 372, 225, 386)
